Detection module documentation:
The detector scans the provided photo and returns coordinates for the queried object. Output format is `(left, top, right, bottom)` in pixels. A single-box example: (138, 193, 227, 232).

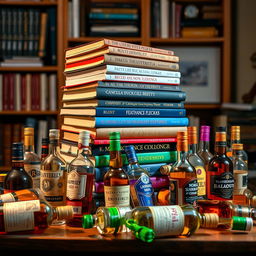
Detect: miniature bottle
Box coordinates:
(103, 132, 130, 207)
(24, 127, 41, 189)
(41, 137, 49, 162)
(4, 142, 33, 193)
(124, 145, 155, 207)
(0, 200, 73, 234)
(207, 127, 234, 200)
(66, 131, 95, 227)
(187, 126, 206, 199)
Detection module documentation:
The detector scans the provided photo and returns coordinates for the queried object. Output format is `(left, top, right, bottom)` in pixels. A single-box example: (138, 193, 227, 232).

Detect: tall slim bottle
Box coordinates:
(24, 127, 41, 189)
(103, 132, 130, 207)
(169, 131, 198, 205)
(4, 142, 33, 193)
(41, 137, 49, 162)
(207, 127, 234, 200)
(187, 126, 206, 200)
(66, 131, 95, 227)
(40, 129, 67, 211)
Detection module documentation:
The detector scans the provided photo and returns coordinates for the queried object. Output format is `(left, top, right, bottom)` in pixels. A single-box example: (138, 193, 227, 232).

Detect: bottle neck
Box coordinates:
(49, 139, 60, 155)
(109, 150, 123, 168)
(189, 144, 198, 154)
(78, 146, 91, 157)
(214, 144, 227, 155)
(41, 145, 49, 159)
(12, 160, 24, 168)
(199, 140, 210, 152)
(177, 150, 189, 162)
(24, 135, 35, 153)
(129, 161, 140, 170)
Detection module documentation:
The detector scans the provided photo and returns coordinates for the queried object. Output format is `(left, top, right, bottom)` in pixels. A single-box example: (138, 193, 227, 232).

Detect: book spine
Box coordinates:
(95, 107, 186, 117)
(21, 74, 26, 110)
(95, 151, 177, 167)
(98, 100, 184, 108)
(181, 27, 218, 38)
(9, 74, 15, 111)
(97, 87, 186, 102)
(89, 13, 138, 20)
(93, 137, 177, 144)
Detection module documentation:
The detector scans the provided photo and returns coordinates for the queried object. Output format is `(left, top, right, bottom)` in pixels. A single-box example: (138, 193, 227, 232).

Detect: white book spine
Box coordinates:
(160, 0, 169, 38)
(15, 73, 21, 111)
(40, 73, 47, 111)
(72, 0, 80, 38)
(49, 74, 57, 111)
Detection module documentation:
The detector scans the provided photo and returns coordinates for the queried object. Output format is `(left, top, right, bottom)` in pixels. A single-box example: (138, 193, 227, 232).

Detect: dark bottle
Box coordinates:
(4, 142, 33, 193)
(207, 127, 234, 200)
(103, 132, 130, 207)
(41, 138, 49, 162)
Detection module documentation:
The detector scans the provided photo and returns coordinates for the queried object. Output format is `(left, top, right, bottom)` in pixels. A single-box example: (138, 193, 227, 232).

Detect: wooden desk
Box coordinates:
(1, 226, 256, 254)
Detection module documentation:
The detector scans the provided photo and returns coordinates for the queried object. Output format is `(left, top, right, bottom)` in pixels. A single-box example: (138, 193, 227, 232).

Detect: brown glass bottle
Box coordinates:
(103, 132, 130, 207)
(207, 127, 234, 200)
(4, 142, 33, 193)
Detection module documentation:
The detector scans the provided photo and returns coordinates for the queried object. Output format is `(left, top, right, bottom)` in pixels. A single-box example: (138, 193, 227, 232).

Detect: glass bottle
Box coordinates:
(41, 137, 49, 162)
(0, 200, 73, 234)
(169, 131, 198, 205)
(4, 142, 33, 193)
(124, 145, 155, 207)
(103, 132, 130, 207)
(187, 126, 206, 200)
(24, 127, 41, 189)
(207, 127, 234, 200)
(198, 125, 213, 167)
(66, 131, 95, 227)
(40, 129, 67, 209)
(82, 206, 131, 234)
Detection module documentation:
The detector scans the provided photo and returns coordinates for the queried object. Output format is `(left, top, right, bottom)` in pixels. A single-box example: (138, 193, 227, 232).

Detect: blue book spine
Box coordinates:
(89, 13, 138, 20)
(96, 87, 186, 102)
(95, 117, 189, 127)
(95, 107, 186, 117)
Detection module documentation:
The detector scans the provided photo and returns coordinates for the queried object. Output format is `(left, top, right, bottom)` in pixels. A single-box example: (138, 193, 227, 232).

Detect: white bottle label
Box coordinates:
(0, 193, 15, 203)
(104, 185, 130, 207)
(234, 170, 248, 194)
(4, 200, 40, 232)
(24, 163, 41, 189)
(148, 206, 184, 237)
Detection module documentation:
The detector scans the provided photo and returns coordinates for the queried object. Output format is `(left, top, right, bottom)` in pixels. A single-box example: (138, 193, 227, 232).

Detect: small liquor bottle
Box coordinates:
(41, 137, 49, 162)
(103, 132, 130, 207)
(198, 125, 213, 166)
(124, 145, 155, 207)
(4, 142, 33, 193)
(169, 131, 198, 205)
(82, 206, 131, 234)
(66, 131, 95, 227)
(0, 200, 73, 234)
(24, 127, 41, 189)
(187, 126, 206, 199)
(207, 127, 234, 200)
(40, 129, 67, 209)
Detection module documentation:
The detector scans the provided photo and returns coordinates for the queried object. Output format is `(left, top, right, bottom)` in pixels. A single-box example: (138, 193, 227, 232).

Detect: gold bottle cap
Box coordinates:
(232, 143, 243, 150)
(216, 131, 226, 142)
(187, 126, 198, 145)
(49, 129, 60, 140)
(177, 131, 188, 152)
(160, 164, 172, 175)
(231, 126, 240, 141)
(24, 127, 34, 136)
(201, 213, 219, 228)
(56, 206, 74, 220)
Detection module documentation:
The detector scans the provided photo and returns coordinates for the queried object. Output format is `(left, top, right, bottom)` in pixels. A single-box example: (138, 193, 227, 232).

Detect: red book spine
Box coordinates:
(9, 74, 15, 111)
(65, 55, 105, 69)
(93, 138, 177, 145)
(3, 74, 9, 110)
(175, 4, 182, 38)
(31, 74, 36, 110)
(21, 74, 26, 111)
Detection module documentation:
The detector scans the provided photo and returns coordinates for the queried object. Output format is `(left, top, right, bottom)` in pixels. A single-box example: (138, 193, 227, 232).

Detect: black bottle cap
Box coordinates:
(12, 142, 24, 160)
(216, 126, 226, 132)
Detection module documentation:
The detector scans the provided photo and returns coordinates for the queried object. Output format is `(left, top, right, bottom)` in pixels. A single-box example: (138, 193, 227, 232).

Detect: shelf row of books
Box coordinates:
(60, 39, 188, 204)
(0, 73, 57, 111)
(0, 6, 57, 65)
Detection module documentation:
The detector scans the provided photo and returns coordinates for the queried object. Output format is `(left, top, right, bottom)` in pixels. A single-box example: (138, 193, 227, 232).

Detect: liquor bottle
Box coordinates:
(232, 188, 256, 206)
(207, 127, 234, 200)
(24, 127, 41, 189)
(227, 126, 248, 163)
(124, 145, 155, 207)
(187, 126, 206, 200)
(40, 129, 67, 209)
(168, 131, 198, 205)
(198, 125, 213, 166)
(103, 132, 130, 207)
(0, 200, 73, 234)
(41, 137, 49, 161)
(82, 206, 132, 234)
(4, 142, 33, 193)
(66, 131, 95, 227)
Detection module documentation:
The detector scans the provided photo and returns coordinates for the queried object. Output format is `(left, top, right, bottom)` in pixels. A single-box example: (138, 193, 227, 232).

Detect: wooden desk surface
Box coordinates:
(1, 225, 256, 254)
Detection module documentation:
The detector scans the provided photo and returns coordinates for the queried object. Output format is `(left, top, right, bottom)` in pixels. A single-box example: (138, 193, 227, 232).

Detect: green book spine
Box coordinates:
(95, 151, 177, 167)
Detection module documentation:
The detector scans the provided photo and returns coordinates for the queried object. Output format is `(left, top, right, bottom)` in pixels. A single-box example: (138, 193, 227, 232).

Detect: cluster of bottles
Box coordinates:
(0, 125, 254, 242)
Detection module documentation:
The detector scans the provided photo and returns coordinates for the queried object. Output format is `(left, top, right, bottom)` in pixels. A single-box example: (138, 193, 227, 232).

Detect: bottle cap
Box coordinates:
(79, 130, 90, 147)
(124, 145, 138, 163)
(12, 142, 24, 160)
(56, 206, 74, 220)
(201, 213, 219, 228)
(49, 129, 60, 140)
(24, 127, 34, 136)
(232, 143, 243, 150)
(231, 126, 240, 140)
(232, 216, 253, 231)
(109, 132, 121, 151)
(200, 125, 210, 142)
(176, 131, 188, 152)
(159, 164, 172, 175)
(216, 126, 226, 132)
(187, 126, 197, 145)
(82, 214, 95, 229)
(42, 137, 49, 145)
(109, 132, 120, 140)
(108, 207, 121, 229)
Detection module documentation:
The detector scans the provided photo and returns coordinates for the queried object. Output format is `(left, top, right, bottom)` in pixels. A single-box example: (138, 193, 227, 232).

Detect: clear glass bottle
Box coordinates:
(24, 127, 41, 189)
(0, 200, 73, 234)
(187, 126, 206, 200)
(207, 127, 234, 200)
(103, 132, 130, 207)
(4, 142, 33, 193)
(124, 145, 155, 207)
(169, 131, 198, 205)
(66, 131, 95, 227)
(41, 137, 49, 162)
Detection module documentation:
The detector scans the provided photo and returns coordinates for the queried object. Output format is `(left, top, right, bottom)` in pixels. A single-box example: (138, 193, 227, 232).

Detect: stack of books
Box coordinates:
(59, 39, 188, 206)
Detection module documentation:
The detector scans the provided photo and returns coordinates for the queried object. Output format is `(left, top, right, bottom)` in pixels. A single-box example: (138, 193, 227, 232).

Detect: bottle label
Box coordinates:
(24, 162, 41, 189)
(0, 193, 15, 203)
(148, 206, 184, 237)
(195, 165, 206, 198)
(170, 178, 198, 205)
(104, 185, 130, 207)
(233, 170, 248, 195)
(3, 200, 40, 232)
(130, 173, 154, 206)
(210, 172, 234, 199)
(40, 167, 66, 204)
